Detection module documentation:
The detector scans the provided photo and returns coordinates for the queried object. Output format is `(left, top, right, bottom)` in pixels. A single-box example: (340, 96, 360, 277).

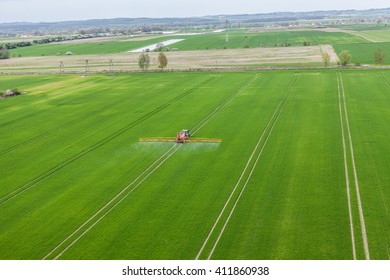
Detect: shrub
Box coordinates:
(374, 48, 387, 64)
(338, 50, 352, 66)
(0, 47, 9, 59)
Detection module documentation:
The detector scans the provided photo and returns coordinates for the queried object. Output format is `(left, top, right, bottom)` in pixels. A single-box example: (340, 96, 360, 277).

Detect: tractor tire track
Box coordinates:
(196, 73, 299, 260)
(0, 103, 116, 157)
(0, 113, 35, 129)
(43, 143, 182, 260)
(0, 77, 216, 206)
(0, 82, 96, 128)
(338, 72, 370, 260)
(0, 76, 193, 156)
(42, 74, 259, 260)
(337, 73, 357, 260)
(380, 72, 390, 88)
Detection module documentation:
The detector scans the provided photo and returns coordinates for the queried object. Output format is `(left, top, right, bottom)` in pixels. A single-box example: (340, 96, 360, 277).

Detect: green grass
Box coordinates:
(334, 42, 390, 65)
(355, 30, 390, 42)
(172, 30, 367, 50)
(8, 37, 168, 57)
(0, 70, 389, 260)
(332, 24, 390, 32)
(7, 29, 368, 57)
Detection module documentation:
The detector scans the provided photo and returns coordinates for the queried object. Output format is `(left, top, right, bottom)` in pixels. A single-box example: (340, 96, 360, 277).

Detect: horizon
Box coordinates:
(1, 6, 389, 25)
(0, 0, 389, 24)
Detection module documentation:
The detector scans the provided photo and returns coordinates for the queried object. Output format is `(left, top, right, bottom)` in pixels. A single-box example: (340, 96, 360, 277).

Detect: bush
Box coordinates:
(374, 48, 387, 64)
(338, 50, 352, 66)
(0, 47, 9, 59)
(138, 53, 150, 71)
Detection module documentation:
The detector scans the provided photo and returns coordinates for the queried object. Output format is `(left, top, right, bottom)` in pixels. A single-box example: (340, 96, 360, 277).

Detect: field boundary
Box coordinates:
(338, 72, 370, 260)
(196, 73, 299, 260)
(42, 74, 259, 260)
(3, 65, 390, 76)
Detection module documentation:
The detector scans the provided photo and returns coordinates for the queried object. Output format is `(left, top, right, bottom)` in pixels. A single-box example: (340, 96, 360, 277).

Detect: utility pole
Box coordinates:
(109, 59, 114, 72)
(85, 59, 89, 76)
(225, 20, 229, 43)
(59, 61, 64, 75)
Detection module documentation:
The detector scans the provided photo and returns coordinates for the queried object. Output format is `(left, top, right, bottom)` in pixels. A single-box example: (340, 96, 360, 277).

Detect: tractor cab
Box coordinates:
(183, 130, 191, 138)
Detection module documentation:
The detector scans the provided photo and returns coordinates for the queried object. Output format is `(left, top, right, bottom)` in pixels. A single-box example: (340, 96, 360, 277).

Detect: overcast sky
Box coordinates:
(0, 0, 389, 23)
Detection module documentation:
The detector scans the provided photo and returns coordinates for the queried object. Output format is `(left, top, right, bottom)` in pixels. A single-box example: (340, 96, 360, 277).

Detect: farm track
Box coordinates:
(0, 77, 217, 206)
(196, 73, 299, 260)
(42, 74, 259, 260)
(337, 72, 370, 260)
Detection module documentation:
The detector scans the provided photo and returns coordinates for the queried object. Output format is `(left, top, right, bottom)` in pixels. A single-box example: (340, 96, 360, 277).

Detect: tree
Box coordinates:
(0, 47, 9, 59)
(158, 51, 168, 70)
(322, 52, 330, 67)
(374, 48, 387, 65)
(138, 52, 150, 71)
(338, 50, 352, 66)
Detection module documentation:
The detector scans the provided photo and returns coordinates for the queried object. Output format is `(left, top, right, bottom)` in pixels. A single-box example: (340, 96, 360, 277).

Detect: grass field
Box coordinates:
(321, 24, 390, 43)
(334, 42, 390, 65)
(351, 30, 390, 42)
(173, 30, 367, 50)
(8, 37, 167, 57)
(0, 70, 389, 260)
(7, 29, 367, 57)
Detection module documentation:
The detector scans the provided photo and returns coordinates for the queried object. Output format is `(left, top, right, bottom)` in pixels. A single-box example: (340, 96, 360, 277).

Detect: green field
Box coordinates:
(323, 24, 390, 42)
(8, 38, 166, 57)
(173, 30, 367, 49)
(7, 29, 368, 57)
(0, 70, 390, 260)
(354, 30, 390, 42)
(334, 42, 390, 65)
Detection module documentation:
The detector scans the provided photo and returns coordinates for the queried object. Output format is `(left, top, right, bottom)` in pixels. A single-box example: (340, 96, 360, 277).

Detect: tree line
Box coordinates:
(138, 51, 168, 71)
(321, 48, 387, 67)
(0, 34, 106, 52)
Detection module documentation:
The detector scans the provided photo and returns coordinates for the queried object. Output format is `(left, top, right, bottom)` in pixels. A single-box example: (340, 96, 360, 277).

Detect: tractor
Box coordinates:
(176, 129, 191, 143)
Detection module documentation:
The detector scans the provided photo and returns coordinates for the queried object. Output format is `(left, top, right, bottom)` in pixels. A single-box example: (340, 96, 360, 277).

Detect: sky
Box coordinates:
(0, 0, 389, 23)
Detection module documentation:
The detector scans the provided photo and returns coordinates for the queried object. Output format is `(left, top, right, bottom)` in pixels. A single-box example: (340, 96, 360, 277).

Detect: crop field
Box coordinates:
(0, 46, 330, 73)
(7, 29, 368, 58)
(0, 70, 389, 260)
(8, 37, 167, 57)
(334, 42, 390, 65)
(350, 30, 390, 42)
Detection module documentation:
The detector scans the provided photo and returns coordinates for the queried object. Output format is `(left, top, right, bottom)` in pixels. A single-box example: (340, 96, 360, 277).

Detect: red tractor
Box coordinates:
(176, 129, 191, 143)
